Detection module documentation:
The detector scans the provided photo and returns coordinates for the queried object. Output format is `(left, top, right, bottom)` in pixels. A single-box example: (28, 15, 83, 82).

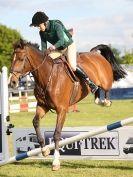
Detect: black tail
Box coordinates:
(90, 44, 127, 81)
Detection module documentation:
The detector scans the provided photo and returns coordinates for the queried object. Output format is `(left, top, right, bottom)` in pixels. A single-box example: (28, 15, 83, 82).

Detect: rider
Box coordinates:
(30, 11, 98, 93)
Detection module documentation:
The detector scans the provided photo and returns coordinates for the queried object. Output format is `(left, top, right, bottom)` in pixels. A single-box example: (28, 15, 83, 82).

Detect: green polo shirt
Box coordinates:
(39, 20, 73, 52)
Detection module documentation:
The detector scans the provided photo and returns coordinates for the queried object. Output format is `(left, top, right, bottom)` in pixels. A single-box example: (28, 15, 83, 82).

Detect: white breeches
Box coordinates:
(67, 42, 77, 71)
(48, 42, 77, 71)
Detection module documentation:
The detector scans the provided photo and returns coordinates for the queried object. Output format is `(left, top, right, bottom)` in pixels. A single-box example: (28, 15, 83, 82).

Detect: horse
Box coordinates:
(9, 39, 126, 170)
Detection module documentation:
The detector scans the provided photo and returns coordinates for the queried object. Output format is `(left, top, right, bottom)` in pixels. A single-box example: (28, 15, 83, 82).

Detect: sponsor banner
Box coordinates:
(13, 126, 133, 160)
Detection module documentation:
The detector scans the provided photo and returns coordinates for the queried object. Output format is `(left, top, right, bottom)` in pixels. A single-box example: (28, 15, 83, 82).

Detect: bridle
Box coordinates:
(10, 47, 47, 81)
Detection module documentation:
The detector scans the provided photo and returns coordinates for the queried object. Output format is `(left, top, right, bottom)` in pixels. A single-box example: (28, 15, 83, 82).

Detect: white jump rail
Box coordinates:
(0, 116, 133, 166)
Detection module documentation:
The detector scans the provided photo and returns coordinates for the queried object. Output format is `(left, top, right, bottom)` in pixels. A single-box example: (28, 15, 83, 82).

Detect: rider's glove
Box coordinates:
(48, 45, 56, 51)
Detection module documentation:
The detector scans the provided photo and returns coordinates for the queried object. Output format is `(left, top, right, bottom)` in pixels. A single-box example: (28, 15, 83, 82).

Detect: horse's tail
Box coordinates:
(90, 44, 127, 81)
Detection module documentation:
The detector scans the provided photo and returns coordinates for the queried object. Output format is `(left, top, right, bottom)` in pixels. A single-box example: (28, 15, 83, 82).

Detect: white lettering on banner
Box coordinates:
(80, 132, 119, 156)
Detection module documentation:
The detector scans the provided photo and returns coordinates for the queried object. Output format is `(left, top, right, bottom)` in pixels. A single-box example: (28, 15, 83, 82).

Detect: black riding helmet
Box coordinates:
(30, 11, 49, 27)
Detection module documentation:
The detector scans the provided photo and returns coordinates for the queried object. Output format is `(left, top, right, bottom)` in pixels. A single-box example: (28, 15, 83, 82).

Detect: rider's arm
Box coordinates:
(54, 23, 66, 49)
(39, 32, 47, 52)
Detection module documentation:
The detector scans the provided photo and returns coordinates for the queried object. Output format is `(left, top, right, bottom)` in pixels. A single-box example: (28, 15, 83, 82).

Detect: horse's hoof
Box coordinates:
(100, 100, 112, 107)
(104, 100, 112, 107)
(95, 98, 101, 105)
(41, 146, 50, 157)
(100, 100, 105, 106)
(52, 165, 60, 171)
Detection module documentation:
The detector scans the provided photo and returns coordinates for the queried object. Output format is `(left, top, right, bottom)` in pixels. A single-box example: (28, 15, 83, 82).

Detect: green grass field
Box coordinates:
(1, 95, 133, 177)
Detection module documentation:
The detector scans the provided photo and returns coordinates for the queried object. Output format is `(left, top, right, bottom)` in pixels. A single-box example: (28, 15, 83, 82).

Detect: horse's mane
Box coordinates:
(13, 39, 41, 52)
(27, 42, 40, 51)
(27, 42, 44, 56)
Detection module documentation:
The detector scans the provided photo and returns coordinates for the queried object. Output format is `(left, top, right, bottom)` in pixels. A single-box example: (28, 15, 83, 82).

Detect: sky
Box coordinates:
(0, 0, 133, 53)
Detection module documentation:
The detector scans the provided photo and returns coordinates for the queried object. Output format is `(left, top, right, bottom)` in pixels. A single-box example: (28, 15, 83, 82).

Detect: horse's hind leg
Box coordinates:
(94, 88, 101, 105)
(103, 91, 112, 107)
(33, 104, 49, 152)
(94, 89, 112, 106)
(52, 108, 67, 171)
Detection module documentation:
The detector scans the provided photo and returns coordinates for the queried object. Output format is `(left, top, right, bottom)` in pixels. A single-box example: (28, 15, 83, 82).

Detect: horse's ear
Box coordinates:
(13, 40, 21, 49)
(20, 38, 27, 49)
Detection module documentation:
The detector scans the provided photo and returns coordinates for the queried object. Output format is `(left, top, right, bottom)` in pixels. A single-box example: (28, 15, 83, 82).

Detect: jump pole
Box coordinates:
(0, 116, 133, 166)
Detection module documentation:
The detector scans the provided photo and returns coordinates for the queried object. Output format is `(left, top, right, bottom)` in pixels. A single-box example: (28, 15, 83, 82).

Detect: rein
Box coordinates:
(11, 46, 55, 112)
(35, 64, 55, 113)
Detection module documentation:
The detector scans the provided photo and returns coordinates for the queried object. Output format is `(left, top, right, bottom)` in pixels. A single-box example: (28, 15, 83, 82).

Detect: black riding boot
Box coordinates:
(75, 66, 98, 93)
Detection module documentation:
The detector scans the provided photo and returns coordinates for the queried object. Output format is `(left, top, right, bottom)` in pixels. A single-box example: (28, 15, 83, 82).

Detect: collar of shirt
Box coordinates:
(45, 21, 50, 32)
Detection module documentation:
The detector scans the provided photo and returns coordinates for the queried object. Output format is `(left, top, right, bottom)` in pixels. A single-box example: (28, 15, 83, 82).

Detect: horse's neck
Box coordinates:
(30, 50, 53, 87)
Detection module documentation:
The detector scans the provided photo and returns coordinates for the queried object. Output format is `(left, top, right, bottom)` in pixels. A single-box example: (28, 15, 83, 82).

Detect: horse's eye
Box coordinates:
(19, 58, 24, 61)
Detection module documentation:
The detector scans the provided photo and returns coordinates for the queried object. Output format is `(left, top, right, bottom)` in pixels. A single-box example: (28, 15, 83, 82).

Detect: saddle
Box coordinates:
(54, 56, 79, 82)
(47, 49, 79, 81)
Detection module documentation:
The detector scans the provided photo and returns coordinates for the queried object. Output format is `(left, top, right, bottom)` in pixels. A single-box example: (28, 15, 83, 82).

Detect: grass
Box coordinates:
(1, 160, 133, 177)
(10, 95, 133, 127)
(1, 95, 133, 177)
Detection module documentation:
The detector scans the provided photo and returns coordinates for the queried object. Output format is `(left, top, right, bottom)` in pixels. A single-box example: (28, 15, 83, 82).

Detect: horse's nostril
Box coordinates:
(12, 81, 16, 85)
(10, 80, 17, 88)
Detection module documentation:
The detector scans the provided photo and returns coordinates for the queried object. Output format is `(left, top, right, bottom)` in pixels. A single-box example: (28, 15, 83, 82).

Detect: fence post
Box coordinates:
(0, 66, 9, 162)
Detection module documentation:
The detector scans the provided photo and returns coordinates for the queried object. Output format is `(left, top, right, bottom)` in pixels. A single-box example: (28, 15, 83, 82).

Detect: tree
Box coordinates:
(109, 44, 133, 64)
(121, 50, 133, 64)
(0, 24, 22, 69)
(108, 44, 122, 63)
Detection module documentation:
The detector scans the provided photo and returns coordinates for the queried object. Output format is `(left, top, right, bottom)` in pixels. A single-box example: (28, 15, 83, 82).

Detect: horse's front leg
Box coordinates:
(52, 108, 67, 171)
(33, 104, 49, 154)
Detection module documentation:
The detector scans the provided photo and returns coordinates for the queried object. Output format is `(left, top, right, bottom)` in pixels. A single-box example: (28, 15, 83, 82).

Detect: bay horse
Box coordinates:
(9, 39, 126, 170)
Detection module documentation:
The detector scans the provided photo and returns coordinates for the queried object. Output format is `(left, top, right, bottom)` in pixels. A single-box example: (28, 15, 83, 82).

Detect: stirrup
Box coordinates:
(87, 79, 98, 93)
(90, 85, 98, 93)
